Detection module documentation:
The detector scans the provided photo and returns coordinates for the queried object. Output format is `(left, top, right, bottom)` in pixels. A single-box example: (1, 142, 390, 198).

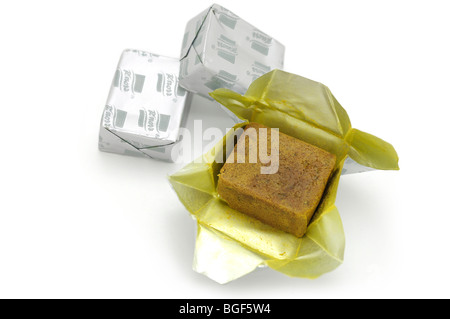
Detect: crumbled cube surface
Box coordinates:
(217, 123, 336, 237)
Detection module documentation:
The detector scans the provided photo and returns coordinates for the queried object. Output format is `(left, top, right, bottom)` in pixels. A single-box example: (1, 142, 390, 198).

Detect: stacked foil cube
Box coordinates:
(99, 3, 285, 162)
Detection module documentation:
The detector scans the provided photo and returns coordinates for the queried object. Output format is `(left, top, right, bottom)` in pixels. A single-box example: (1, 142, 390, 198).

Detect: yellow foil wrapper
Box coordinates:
(169, 70, 399, 283)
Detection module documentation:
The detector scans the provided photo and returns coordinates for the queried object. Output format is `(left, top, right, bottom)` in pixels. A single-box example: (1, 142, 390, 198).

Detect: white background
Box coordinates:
(1, 0, 449, 299)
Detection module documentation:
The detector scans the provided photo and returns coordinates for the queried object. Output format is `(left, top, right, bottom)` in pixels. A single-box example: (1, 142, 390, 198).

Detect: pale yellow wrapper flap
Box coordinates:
(210, 69, 399, 170)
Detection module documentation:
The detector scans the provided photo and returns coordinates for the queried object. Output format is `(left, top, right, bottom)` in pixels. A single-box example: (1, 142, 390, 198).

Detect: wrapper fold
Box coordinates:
(169, 69, 399, 283)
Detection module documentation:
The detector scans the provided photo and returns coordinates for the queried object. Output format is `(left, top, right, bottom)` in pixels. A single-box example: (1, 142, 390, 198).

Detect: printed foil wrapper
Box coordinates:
(179, 4, 285, 99)
(99, 49, 191, 162)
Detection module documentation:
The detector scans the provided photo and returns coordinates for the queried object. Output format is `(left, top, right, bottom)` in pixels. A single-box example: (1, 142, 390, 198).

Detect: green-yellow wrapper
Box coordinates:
(169, 70, 399, 284)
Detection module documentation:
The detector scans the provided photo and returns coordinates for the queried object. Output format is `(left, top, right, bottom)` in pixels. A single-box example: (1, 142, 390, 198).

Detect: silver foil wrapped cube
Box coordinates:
(179, 4, 285, 98)
(99, 49, 191, 162)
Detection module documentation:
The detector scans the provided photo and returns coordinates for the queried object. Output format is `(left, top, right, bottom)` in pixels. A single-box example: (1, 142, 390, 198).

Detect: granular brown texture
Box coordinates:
(217, 123, 336, 237)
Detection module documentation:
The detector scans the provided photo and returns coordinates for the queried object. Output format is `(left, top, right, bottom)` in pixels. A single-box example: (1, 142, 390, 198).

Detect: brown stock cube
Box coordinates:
(217, 123, 336, 237)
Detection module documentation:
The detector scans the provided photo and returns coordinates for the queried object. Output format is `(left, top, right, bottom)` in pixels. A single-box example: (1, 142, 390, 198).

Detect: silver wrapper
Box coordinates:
(99, 49, 191, 162)
(179, 4, 285, 98)
(342, 157, 375, 175)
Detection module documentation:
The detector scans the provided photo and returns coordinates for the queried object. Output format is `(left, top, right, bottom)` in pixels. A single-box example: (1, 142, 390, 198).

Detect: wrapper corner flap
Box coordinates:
(210, 69, 399, 171)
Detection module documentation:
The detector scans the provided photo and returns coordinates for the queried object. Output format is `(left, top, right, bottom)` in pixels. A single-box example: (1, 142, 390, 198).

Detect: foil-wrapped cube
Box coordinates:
(179, 4, 285, 98)
(99, 49, 191, 162)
